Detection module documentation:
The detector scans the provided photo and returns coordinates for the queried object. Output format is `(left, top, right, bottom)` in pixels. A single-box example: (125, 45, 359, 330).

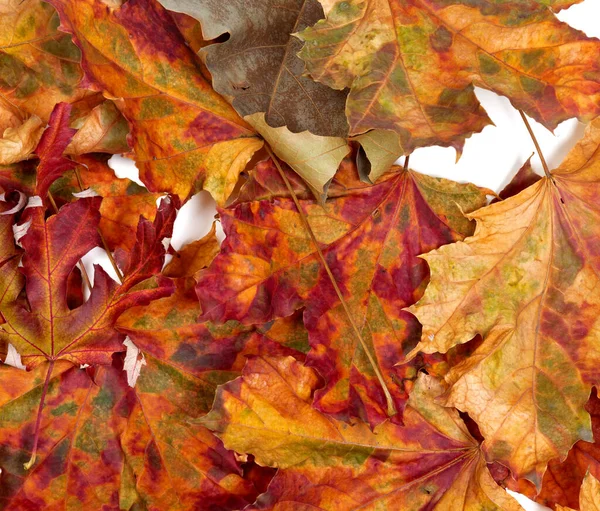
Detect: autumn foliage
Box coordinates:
(1, 0, 600, 509)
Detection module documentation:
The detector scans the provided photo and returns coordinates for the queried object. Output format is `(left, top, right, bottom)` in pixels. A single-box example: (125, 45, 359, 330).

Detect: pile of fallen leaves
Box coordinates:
(1, 0, 600, 509)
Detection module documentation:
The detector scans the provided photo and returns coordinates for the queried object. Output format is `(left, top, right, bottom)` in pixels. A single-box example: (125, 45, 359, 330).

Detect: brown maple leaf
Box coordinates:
(158, 0, 349, 137)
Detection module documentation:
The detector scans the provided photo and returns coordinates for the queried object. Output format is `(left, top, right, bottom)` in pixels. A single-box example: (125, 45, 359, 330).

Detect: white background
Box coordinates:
(102, 2, 600, 509)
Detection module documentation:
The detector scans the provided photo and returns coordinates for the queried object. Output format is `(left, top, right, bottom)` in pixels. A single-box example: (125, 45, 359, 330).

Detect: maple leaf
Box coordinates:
(158, 0, 349, 138)
(0, 356, 264, 510)
(0, 0, 90, 126)
(297, 0, 600, 160)
(197, 155, 489, 425)
(48, 0, 264, 205)
(202, 355, 522, 510)
(0, 196, 175, 369)
(408, 117, 600, 483)
(0, 195, 175, 470)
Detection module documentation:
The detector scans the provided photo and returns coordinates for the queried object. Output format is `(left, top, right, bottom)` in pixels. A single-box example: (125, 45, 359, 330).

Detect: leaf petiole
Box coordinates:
(24, 360, 55, 470)
(518, 110, 552, 180)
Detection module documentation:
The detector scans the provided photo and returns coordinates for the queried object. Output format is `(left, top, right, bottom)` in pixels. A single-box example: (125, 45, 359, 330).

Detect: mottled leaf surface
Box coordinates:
(0, 362, 134, 509)
(0, 354, 263, 510)
(117, 280, 308, 405)
(0, 0, 89, 126)
(203, 356, 522, 511)
(197, 156, 489, 425)
(410, 117, 600, 483)
(0, 197, 174, 368)
(298, 0, 600, 157)
(114, 282, 308, 508)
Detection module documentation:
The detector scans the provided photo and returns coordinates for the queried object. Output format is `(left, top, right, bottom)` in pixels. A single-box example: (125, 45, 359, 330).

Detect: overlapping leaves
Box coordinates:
(1, 0, 600, 509)
(196, 155, 489, 425)
(202, 356, 522, 511)
(298, 0, 600, 159)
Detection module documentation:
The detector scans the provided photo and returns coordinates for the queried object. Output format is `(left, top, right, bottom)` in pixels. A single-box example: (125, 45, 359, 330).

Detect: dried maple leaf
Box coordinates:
(409, 117, 600, 483)
(0, 354, 264, 510)
(0, 195, 175, 471)
(0, 0, 90, 126)
(0, 196, 175, 369)
(48, 0, 264, 205)
(158, 0, 349, 137)
(197, 155, 489, 425)
(297, 0, 600, 159)
(202, 356, 523, 510)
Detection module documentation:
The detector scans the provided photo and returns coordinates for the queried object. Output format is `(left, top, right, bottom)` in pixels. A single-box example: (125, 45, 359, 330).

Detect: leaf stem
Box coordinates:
(518, 110, 552, 179)
(404, 155, 410, 171)
(47, 191, 93, 291)
(264, 144, 397, 418)
(73, 167, 124, 284)
(24, 360, 55, 470)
